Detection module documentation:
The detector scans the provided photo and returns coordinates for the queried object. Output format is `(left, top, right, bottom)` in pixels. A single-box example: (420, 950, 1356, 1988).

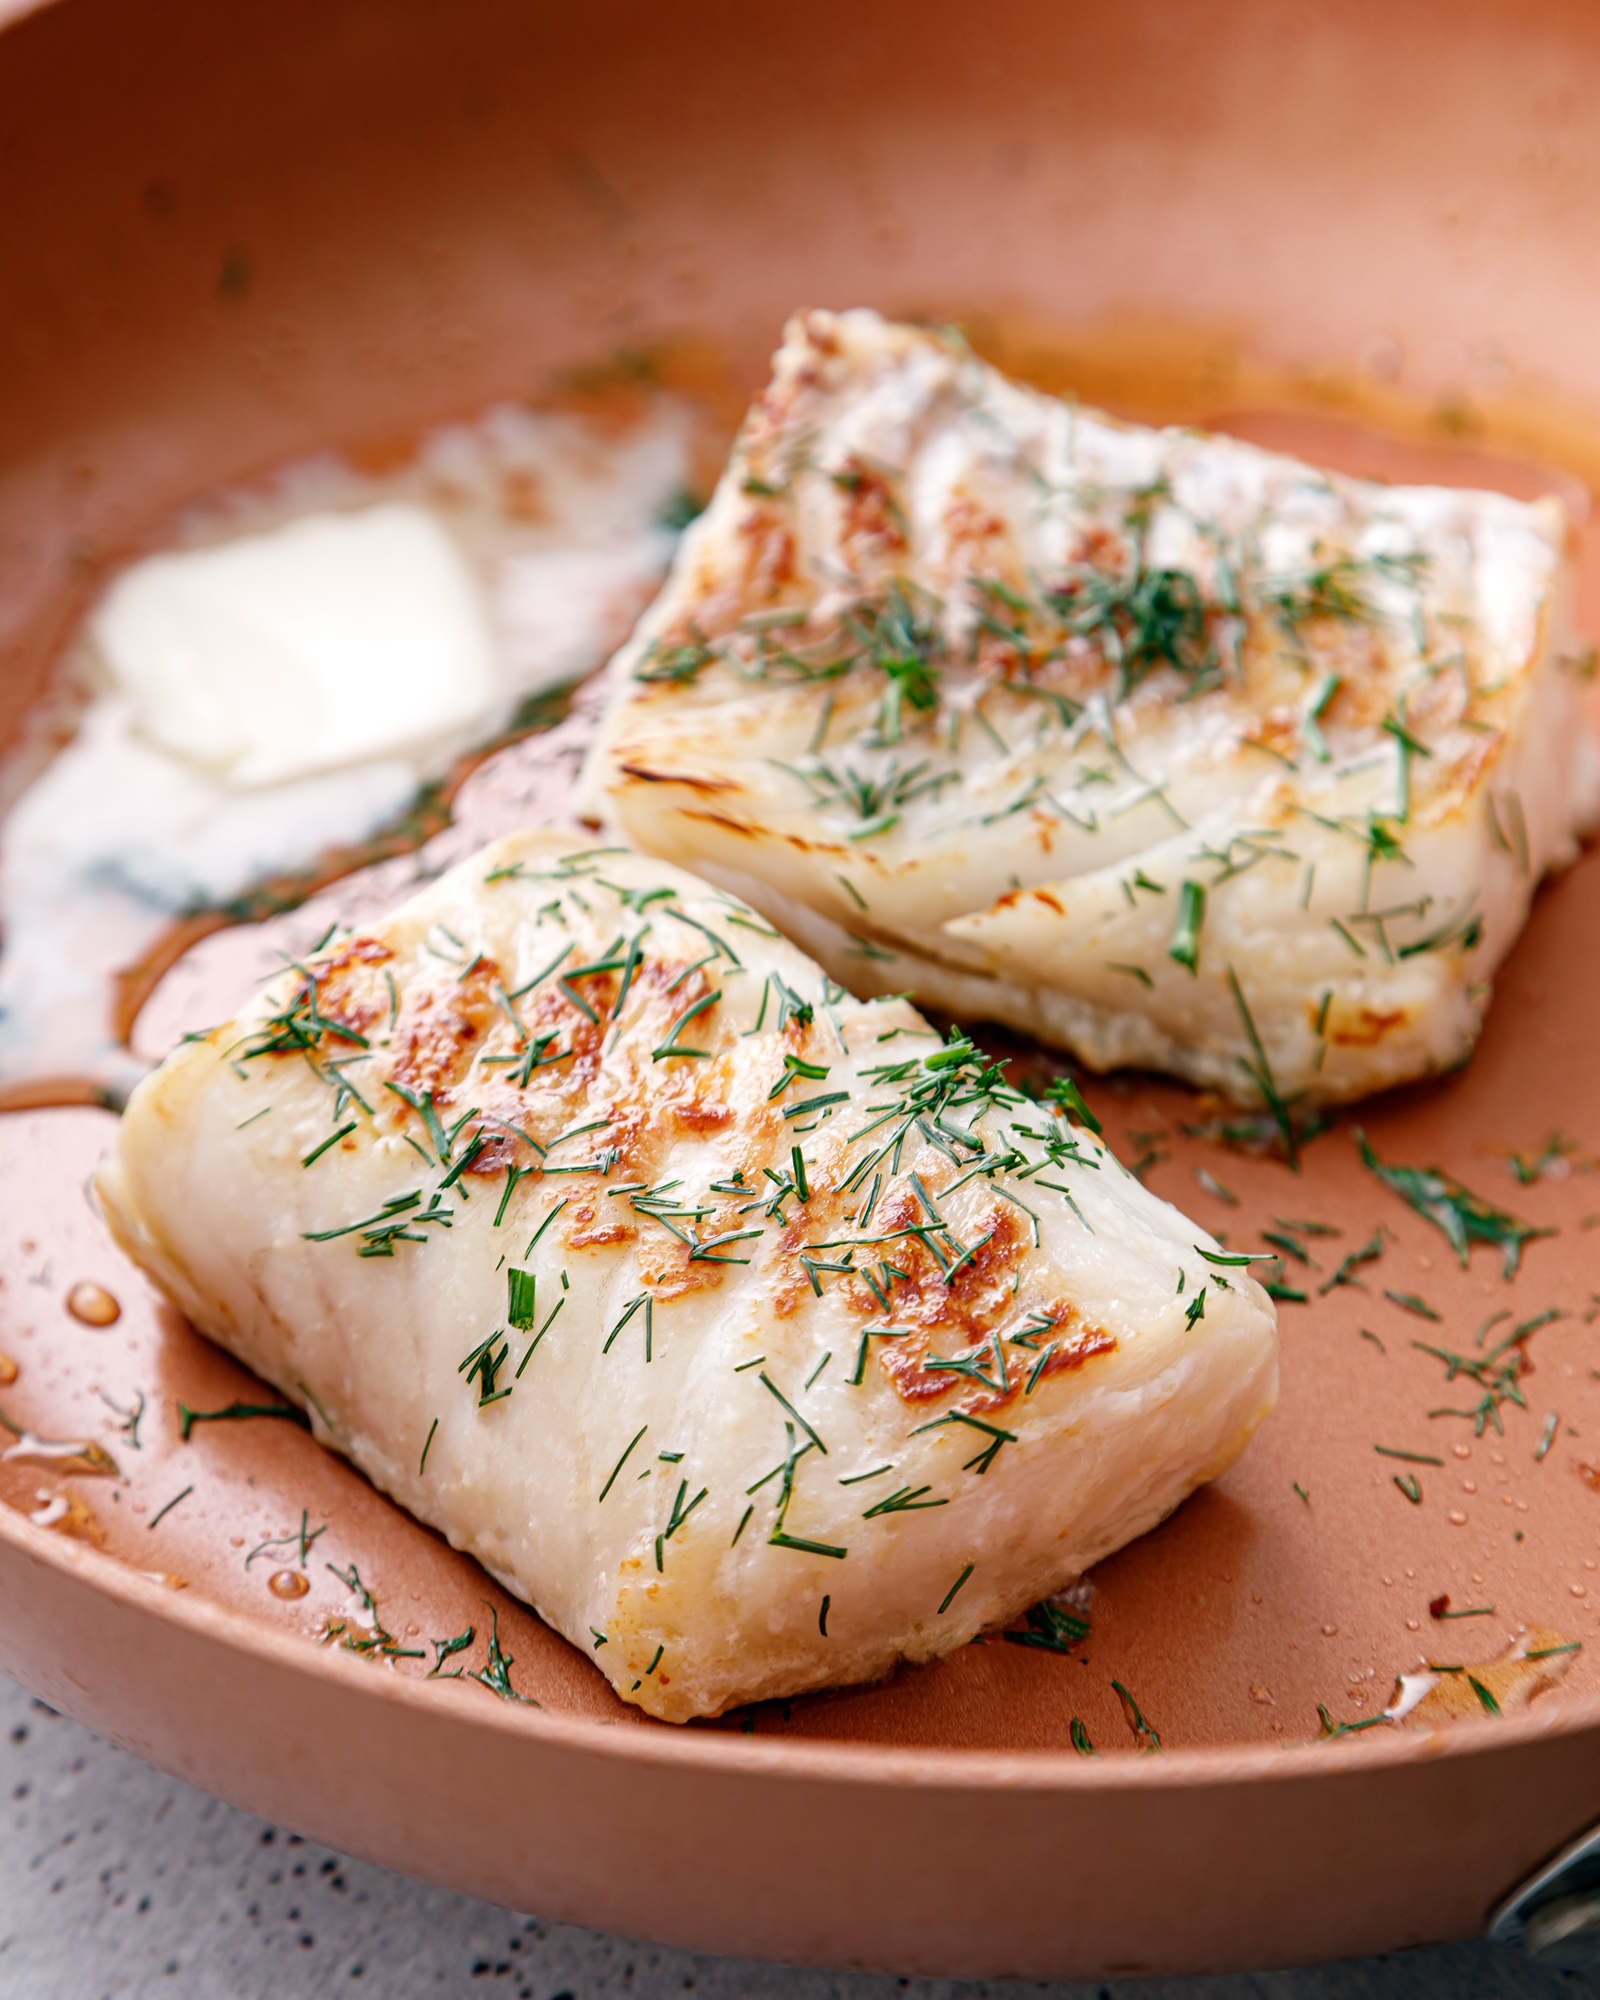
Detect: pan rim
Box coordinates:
(6, 1490, 1592, 1794)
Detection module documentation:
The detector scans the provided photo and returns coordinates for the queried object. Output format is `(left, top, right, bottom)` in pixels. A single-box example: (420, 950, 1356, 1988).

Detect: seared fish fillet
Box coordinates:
(96, 831, 1276, 1721)
(580, 309, 1599, 1110)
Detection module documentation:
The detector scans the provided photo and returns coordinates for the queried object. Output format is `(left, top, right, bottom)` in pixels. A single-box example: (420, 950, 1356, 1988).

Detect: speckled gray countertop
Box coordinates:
(1, 1670, 1593, 2000)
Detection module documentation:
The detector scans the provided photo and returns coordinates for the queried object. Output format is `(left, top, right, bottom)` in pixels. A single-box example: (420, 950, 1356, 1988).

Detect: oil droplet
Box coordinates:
(269, 1569, 310, 1599)
(1463, 1481, 1478, 1494)
(66, 1282, 120, 1327)
(1453, 1444, 1471, 1460)
(1572, 1583, 1589, 1598)
(1449, 1510, 1468, 1526)
(1406, 1618, 1420, 1630)
(0, 1353, 15, 1386)
(1321, 1624, 1338, 1636)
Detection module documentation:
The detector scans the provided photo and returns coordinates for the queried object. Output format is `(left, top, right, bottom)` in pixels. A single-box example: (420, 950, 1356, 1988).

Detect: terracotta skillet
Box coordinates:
(7, 0, 1600, 1976)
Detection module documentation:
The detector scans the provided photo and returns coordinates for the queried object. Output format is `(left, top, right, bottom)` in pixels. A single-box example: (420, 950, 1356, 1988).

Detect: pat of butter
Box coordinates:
(92, 504, 499, 787)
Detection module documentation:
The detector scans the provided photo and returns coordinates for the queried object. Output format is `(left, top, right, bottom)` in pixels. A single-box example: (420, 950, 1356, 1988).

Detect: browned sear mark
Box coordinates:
(617, 764, 739, 794)
(311, 935, 396, 1037)
(1327, 1006, 1408, 1048)
(880, 1302, 1115, 1416)
(566, 1203, 636, 1250)
(389, 957, 504, 1101)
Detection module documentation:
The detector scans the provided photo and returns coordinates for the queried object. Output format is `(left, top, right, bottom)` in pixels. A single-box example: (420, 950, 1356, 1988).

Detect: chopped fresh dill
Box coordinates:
(1316, 1705, 1392, 1741)
(470, 1602, 534, 1703)
(244, 1509, 326, 1570)
(427, 1627, 475, 1678)
(144, 1488, 192, 1528)
(1356, 1131, 1549, 1278)
(908, 1408, 1017, 1475)
(598, 1425, 648, 1501)
(319, 1563, 423, 1662)
(1002, 1600, 1091, 1655)
(177, 1399, 311, 1443)
(524, 1201, 568, 1260)
(862, 1483, 948, 1518)
(99, 1387, 146, 1451)
(1412, 1309, 1566, 1435)
(1168, 880, 1205, 975)
(653, 989, 721, 1061)
(1112, 1678, 1161, 1751)
(938, 1563, 975, 1614)
(769, 1532, 848, 1558)
(1384, 1289, 1441, 1321)
(1225, 965, 1299, 1169)
(1195, 1166, 1238, 1207)
(1319, 1229, 1387, 1296)
(507, 1266, 537, 1332)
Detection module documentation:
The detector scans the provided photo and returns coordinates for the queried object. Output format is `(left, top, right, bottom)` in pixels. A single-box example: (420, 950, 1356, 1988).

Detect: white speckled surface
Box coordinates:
(0, 1671, 1590, 2000)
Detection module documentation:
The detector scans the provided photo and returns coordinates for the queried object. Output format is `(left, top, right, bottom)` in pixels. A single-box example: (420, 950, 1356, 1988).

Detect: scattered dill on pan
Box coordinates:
(146, 1485, 194, 1531)
(1001, 1599, 1090, 1656)
(1356, 1132, 1551, 1278)
(427, 1627, 476, 1678)
(1412, 1310, 1568, 1436)
(245, 1510, 326, 1570)
(1112, 1679, 1161, 1752)
(1383, 1289, 1441, 1321)
(1319, 1229, 1387, 1295)
(177, 1399, 311, 1442)
(470, 1602, 536, 1704)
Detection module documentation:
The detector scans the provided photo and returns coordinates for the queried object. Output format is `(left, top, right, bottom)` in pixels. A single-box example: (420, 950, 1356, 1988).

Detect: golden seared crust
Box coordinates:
(580, 309, 1599, 1109)
(96, 831, 1277, 1721)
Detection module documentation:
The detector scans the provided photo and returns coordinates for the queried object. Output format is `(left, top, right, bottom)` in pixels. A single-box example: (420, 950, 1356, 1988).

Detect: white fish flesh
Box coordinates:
(95, 830, 1277, 1721)
(580, 309, 1600, 1112)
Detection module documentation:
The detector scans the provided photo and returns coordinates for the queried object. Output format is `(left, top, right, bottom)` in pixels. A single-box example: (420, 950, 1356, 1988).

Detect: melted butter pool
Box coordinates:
(0, 394, 704, 1100)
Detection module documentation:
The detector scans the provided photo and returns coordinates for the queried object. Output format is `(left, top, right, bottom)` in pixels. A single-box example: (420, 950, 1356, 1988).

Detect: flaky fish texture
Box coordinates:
(580, 309, 1600, 1112)
(96, 830, 1277, 1722)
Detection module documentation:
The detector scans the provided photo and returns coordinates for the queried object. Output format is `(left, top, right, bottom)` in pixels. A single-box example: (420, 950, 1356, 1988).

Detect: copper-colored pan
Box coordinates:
(8, 0, 1600, 1977)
